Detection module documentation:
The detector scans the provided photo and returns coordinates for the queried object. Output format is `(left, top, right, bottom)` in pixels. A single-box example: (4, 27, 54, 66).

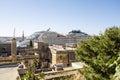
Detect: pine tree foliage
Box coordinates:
(75, 27, 120, 80)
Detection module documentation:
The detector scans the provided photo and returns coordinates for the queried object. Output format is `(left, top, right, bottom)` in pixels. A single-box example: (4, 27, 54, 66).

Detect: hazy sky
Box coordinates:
(0, 0, 120, 37)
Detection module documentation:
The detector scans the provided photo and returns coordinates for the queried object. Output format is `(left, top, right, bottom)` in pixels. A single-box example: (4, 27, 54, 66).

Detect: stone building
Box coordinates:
(23, 30, 89, 46)
(49, 45, 76, 67)
(0, 31, 39, 64)
(0, 30, 89, 68)
(38, 30, 90, 46)
(33, 42, 51, 61)
(11, 36, 17, 62)
(0, 37, 12, 57)
(0, 42, 11, 57)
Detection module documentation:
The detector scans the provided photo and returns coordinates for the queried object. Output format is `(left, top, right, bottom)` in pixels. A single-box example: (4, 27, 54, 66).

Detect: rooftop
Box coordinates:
(0, 63, 19, 80)
(49, 45, 75, 52)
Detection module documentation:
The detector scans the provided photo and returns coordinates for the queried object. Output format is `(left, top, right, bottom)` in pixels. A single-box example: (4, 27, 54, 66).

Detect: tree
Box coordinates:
(75, 27, 120, 80)
(22, 60, 45, 80)
(37, 73, 45, 80)
(22, 66, 35, 80)
(33, 59, 41, 69)
(22, 68, 45, 80)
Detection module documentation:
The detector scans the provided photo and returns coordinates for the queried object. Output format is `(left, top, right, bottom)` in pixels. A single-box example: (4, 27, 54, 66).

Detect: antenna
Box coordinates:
(22, 30, 24, 41)
(13, 28, 15, 38)
(22, 30, 24, 37)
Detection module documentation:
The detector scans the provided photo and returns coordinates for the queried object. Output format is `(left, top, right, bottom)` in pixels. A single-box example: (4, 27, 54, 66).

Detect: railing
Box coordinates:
(43, 69, 79, 79)
(0, 55, 39, 62)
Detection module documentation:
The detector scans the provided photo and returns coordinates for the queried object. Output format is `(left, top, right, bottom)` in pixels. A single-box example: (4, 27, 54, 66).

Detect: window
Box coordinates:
(60, 55, 62, 60)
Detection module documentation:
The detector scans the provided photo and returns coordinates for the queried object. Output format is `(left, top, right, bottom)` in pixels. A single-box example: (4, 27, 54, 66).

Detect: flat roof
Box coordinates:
(49, 45, 75, 52)
(0, 64, 19, 80)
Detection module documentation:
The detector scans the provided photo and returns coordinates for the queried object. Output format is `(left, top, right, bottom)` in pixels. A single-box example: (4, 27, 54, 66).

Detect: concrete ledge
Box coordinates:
(0, 62, 19, 68)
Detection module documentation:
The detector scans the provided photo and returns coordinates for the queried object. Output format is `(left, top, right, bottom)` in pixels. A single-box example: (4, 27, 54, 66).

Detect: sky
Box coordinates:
(0, 0, 120, 37)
